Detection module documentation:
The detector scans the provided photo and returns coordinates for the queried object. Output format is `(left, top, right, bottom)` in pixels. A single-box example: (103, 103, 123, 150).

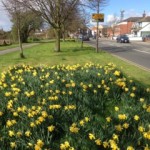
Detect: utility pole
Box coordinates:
(96, 0, 100, 53)
(120, 10, 125, 21)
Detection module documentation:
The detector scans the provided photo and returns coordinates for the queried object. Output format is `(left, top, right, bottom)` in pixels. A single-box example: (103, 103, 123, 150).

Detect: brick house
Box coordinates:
(91, 25, 103, 37)
(105, 12, 150, 37)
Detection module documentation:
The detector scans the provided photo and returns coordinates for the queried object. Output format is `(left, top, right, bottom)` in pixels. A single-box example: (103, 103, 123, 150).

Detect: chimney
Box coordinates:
(143, 11, 146, 17)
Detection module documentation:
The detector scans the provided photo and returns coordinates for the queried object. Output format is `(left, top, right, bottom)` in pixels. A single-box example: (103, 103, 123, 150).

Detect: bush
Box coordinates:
(0, 63, 149, 150)
(28, 37, 40, 42)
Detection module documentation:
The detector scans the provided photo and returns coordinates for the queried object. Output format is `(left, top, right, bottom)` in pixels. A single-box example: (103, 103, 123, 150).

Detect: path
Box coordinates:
(0, 43, 39, 56)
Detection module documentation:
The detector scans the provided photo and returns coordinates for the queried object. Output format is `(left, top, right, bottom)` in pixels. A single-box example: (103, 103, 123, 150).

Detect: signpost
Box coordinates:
(92, 13, 104, 53)
(92, 13, 104, 22)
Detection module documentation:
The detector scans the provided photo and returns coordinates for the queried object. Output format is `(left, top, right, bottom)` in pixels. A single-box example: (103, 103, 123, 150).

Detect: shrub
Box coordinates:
(0, 63, 149, 150)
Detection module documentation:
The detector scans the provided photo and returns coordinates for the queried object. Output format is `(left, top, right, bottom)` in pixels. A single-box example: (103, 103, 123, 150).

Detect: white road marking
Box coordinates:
(133, 49, 150, 54)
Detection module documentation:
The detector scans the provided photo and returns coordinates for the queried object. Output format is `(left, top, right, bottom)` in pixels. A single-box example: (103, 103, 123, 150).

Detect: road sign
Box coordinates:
(92, 13, 104, 22)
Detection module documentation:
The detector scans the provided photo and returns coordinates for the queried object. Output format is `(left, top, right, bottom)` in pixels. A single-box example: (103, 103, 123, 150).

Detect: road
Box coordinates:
(86, 38, 150, 71)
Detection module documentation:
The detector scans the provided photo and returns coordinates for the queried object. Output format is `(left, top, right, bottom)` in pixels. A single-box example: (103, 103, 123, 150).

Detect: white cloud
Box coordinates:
(0, 1, 12, 31)
(106, 14, 119, 23)
(106, 15, 115, 22)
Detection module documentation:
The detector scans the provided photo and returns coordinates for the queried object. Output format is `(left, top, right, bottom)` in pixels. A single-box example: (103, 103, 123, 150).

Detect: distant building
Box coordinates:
(90, 25, 103, 38)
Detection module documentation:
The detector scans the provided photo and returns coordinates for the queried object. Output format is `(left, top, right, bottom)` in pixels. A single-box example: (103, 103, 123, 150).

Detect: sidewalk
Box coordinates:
(0, 43, 39, 56)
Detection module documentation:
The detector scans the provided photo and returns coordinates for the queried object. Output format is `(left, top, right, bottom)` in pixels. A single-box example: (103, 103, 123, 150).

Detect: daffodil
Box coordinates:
(95, 139, 101, 145)
(89, 133, 95, 140)
(37, 139, 44, 147)
(123, 123, 129, 129)
(0, 111, 3, 116)
(115, 106, 119, 111)
(113, 134, 119, 141)
(103, 141, 109, 148)
(25, 130, 31, 137)
(115, 124, 123, 132)
(134, 115, 140, 121)
(138, 126, 145, 132)
(8, 130, 15, 137)
(127, 146, 135, 150)
(130, 93, 135, 98)
(10, 142, 17, 148)
(48, 125, 55, 132)
(106, 117, 111, 122)
(118, 114, 127, 120)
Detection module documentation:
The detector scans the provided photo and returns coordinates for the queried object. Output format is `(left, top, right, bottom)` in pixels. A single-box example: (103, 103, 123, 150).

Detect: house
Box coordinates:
(91, 25, 103, 38)
(106, 11, 150, 37)
(131, 16, 150, 37)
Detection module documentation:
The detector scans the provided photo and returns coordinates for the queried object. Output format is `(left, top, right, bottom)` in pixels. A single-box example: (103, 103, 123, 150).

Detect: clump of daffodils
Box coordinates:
(0, 63, 149, 149)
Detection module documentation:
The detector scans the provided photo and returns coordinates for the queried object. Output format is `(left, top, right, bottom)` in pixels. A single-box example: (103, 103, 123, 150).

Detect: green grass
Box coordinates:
(0, 44, 20, 51)
(0, 41, 150, 86)
(0, 42, 37, 51)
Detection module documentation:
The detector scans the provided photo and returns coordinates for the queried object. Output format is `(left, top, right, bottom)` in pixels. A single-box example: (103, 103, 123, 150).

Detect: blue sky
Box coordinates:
(102, 0, 150, 23)
(0, 0, 150, 31)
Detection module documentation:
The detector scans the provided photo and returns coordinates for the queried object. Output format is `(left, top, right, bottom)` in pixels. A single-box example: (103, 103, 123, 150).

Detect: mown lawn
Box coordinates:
(0, 41, 150, 86)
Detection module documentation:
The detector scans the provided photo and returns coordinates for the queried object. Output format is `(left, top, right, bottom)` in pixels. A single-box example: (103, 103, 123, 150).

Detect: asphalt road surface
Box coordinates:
(86, 38, 150, 71)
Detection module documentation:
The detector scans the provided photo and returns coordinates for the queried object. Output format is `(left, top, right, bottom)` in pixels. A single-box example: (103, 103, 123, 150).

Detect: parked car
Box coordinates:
(82, 35, 90, 41)
(116, 35, 130, 43)
(78, 35, 89, 41)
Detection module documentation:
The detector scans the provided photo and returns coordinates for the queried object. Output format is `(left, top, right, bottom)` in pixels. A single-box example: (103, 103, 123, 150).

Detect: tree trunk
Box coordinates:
(54, 29, 61, 52)
(62, 31, 65, 42)
(21, 31, 28, 43)
(18, 27, 25, 58)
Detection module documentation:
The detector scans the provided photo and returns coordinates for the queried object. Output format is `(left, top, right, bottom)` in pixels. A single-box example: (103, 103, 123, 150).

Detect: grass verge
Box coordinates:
(0, 41, 150, 86)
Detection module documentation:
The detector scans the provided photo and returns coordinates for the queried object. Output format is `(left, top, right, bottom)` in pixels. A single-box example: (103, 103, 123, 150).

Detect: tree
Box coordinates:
(107, 14, 119, 37)
(2, 0, 25, 58)
(61, 8, 88, 41)
(11, 10, 43, 43)
(17, 0, 80, 52)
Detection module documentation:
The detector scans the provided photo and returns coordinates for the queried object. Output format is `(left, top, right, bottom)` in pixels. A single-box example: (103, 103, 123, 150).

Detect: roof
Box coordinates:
(123, 17, 142, 22)
(138, 16, 150, 22)
(123, 16, 150, 22)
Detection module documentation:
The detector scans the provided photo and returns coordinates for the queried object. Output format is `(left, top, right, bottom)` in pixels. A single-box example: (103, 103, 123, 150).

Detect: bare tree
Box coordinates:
(83, 0, 108, 10)
(61, 8, 88, 42)
(16, 0, 80, 52)
(2, 0, 25, 58)
(107, 14, 119, 37)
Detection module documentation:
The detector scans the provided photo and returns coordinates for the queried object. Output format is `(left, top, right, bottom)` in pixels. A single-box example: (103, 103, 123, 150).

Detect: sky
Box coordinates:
(0, 0, 150, 31)
(103, 0, 150, 24)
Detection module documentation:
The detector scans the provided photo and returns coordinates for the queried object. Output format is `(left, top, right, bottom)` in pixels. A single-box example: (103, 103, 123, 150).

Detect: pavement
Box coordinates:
(0, 43, 39, 56)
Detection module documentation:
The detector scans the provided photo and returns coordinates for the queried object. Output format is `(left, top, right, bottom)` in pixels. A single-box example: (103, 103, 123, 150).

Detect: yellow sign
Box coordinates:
(92, 13, 104, 22)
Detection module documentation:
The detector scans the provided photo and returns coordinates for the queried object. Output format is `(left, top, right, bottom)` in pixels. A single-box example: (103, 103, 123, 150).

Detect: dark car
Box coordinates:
(78, 35, 89, 41)
(116, 35, 130, 43)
